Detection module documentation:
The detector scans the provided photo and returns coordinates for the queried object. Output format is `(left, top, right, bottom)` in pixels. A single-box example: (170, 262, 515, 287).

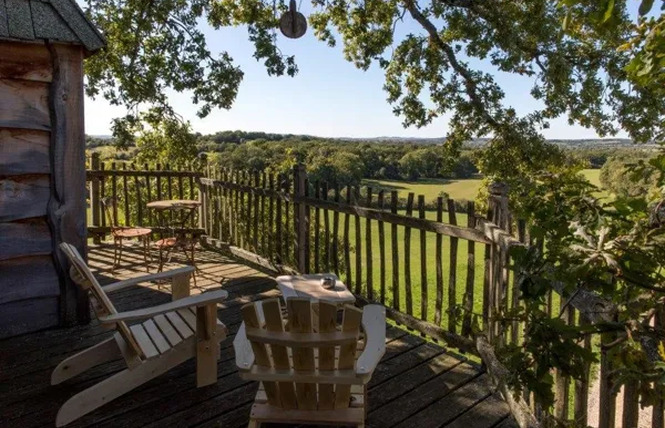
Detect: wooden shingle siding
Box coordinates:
(0, 129, 50, 175)
(0, 296, 59, 337)
(0, 42, 53, 82)
(0, 175, 50, 222)
(0, 255, 59, 304)
(0, 219, 53, 261)
(0, 78, 50, 131)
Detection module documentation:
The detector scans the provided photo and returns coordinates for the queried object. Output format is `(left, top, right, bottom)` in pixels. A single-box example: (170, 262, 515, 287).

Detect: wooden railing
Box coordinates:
(84, 160, 663, 428)
(86, 153, 204, 241)
(198, 164, 521, 355)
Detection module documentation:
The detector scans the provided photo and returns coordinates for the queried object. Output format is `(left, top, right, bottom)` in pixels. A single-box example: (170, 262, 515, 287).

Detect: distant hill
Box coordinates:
(87, 131, 653, 149)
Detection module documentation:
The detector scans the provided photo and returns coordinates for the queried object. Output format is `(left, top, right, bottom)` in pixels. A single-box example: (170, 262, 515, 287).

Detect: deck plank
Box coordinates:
(0, 245, 516, 428)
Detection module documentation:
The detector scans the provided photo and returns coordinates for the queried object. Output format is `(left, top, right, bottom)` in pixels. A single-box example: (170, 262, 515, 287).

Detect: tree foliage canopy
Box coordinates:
(85, 1, 664, 154)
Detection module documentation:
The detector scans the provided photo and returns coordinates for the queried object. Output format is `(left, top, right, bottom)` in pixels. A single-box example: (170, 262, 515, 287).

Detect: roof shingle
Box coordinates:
(0, 0, 105, 52)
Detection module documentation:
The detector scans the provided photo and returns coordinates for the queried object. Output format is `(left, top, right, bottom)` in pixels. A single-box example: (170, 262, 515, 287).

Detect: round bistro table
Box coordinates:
(147, 199, 202, 286)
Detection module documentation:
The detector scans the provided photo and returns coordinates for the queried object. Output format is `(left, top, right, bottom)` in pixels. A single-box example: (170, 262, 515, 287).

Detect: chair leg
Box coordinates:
(55, 342, 193, 427)
(51, 337, 121, 385)
(142, 236, 151, 272)
(111, 239, 119, 273)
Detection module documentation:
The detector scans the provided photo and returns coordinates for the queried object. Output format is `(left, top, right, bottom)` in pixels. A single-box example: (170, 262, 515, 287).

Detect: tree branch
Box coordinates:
(403, 0, 500, 128)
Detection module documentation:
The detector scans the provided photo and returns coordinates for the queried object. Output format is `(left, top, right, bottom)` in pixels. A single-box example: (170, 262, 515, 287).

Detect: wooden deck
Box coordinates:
(0, 245, 517, 428)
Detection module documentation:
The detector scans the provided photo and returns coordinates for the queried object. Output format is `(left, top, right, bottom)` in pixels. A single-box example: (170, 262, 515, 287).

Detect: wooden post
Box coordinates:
(90, 152, 101, 244)
(47, 44, 89, 326)
(197, 155, 207, 234)
(487, 182, 510, 342)
(293, 164, 309, 273)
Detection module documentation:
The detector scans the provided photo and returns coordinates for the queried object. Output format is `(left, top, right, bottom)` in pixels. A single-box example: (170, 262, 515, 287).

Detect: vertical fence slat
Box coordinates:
(344, 186, 352, 290)
(275, 174, 283, 264)
(189, 166, 196, 228)
(354, 187, 362, 295)
(462, 201, 475, 336)
(599, 328, 617, 428)
(156, 163, 162, 203)
(111, 162, 118, 225)
(253, 172, 260, 252)
(574, 312, 591, 427)
(323, 182, 330, 273)
(447, 199, 458, 334)
(134, 164, 143, 226)
(418, 195, 426, 321)
(245, 171, 252, 250)
(554, 303, 572, 420)
(404, 193, 414, 316)
(435, 197, 444, 326)
(268, 174, 275, 261)
(121, 164, 129, 226)
(260, 172, 267, 254)
(332, 185, 340, 276)
(654, 307, 665, 428)
(314, 181, 321, 273)
(391, 190, 400, 311)
(366, 187, 373, 301)
(284, 173, 291, 264)
(90, 153, 101, 243)
(144, 163, 152, 227)
(378, 191, 386, 305)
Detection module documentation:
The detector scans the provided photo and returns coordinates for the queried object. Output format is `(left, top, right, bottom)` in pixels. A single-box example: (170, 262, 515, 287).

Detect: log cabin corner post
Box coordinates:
(0, 0, 105, 337)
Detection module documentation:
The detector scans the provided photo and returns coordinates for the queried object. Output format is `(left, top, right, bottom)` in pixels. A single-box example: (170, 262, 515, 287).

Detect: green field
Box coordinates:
(364, 177, 483, 202)
(365, 169, 605, 203)
(335, 170, 605, 327)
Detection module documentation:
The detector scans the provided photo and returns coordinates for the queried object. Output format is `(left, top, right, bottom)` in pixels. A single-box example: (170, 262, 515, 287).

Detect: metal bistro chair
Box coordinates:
(101, 196, 152, 272)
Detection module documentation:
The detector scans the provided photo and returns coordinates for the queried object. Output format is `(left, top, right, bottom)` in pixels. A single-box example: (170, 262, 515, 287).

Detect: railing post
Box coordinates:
(487, 182, 510, 342)
(90, 152, 101, 244)
(198, 155, 208, 236)
(293, 164, 309, 273)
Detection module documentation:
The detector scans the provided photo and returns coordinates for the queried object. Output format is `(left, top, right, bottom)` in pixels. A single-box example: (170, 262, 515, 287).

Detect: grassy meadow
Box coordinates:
(333, 169, 604, 327)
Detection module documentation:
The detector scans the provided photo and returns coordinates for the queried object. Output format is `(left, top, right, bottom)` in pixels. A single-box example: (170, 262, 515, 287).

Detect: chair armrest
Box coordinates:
(99, 289, 228, 324)
(233, 322, 255, 371)
(103, 266, 195, 293)
(356, 305, 386, 378)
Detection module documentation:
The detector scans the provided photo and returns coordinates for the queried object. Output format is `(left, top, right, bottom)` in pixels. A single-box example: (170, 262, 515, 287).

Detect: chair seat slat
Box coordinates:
(153, 314, 183, 346)
(143, 319, 171, 354)
(129, 324, 159, 359)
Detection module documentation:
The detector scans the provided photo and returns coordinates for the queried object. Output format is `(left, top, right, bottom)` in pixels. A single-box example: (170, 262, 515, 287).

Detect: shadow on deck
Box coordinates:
(0, 245, 517, 428)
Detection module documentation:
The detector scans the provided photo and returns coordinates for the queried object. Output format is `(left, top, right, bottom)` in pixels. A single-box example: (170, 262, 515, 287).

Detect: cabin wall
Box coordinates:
(0, 41, 88, 338)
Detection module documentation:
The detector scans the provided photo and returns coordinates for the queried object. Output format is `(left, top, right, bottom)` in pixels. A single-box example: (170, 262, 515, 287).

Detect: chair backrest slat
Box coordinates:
(241, 298, 362, 411)
(287, 298, 317, 410)
(335, 304, 363, 409)
(101, 197, 118, 229)
(241, 302, 280, 406)
(317, 301, 338, 410)
(59, 243, 144, 359)
(262, 299, 297, 409)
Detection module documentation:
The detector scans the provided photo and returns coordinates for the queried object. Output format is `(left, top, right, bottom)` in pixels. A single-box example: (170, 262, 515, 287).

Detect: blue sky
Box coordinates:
(84, 3, 634, 140)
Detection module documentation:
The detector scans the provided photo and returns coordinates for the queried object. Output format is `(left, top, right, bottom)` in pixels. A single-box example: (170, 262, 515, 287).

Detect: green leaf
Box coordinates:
(639, 0, 655, 16)
(603, 0, 615, 22)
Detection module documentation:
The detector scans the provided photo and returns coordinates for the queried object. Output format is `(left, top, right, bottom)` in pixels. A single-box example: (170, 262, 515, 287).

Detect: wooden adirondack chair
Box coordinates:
(53, 243, 229, 427)
(233, 297, 386, 427)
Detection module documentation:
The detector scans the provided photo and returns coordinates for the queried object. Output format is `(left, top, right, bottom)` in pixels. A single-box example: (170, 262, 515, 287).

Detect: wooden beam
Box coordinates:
(46, 43, 89, 326)
(476, 334, 541, 428)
